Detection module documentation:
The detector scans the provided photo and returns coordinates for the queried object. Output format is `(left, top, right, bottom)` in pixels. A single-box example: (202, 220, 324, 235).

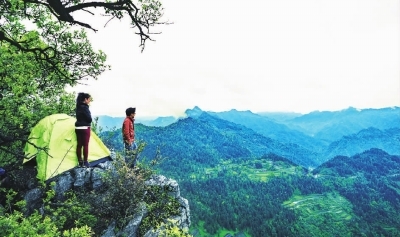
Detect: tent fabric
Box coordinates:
(23, 114, 111, 181)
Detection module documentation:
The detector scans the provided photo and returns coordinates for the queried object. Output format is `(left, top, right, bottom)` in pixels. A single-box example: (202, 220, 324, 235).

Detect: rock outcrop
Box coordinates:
(21, 158, 190, 237)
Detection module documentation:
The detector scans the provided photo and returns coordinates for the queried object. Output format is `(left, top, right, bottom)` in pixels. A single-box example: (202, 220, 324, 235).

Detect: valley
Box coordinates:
(98, 106, 400, 236)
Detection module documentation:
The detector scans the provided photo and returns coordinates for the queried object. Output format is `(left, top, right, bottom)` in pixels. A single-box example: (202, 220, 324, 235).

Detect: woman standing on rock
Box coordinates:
(75, 92, 92, 168)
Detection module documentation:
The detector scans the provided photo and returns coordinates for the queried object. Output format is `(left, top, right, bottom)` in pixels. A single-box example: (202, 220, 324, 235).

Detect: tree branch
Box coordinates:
(0, 30, 55, 60)
(0, 132, 51, 157)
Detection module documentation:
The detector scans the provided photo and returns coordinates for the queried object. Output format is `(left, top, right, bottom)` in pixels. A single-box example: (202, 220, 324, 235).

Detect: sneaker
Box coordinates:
(78, 161, 84, 168)
(83, 161, 90, 168)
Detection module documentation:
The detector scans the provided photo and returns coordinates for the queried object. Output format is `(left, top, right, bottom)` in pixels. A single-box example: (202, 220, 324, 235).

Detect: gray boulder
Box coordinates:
(21, 161, 190, 237)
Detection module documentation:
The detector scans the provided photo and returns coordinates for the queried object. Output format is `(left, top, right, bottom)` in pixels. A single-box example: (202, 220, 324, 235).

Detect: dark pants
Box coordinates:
(124, 141, 138, 167)
(75, 128, 91, 162)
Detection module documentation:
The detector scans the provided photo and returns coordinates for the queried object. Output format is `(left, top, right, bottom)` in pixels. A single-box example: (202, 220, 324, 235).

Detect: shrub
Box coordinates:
(0, 187, 94, 237)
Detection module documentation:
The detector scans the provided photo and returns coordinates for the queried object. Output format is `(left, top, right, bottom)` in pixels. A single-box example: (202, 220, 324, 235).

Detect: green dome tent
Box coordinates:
(23, 114, 111, 181)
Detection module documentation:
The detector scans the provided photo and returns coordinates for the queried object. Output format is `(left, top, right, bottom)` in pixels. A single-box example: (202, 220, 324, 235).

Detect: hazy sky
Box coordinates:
(68, 0, 400, 118)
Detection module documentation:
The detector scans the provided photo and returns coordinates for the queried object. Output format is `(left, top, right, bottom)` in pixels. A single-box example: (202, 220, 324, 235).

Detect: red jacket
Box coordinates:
(122, 117, 135, 143)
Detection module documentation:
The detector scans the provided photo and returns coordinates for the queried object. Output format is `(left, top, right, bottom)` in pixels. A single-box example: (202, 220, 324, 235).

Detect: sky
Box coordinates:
(67, 0, 400, 118)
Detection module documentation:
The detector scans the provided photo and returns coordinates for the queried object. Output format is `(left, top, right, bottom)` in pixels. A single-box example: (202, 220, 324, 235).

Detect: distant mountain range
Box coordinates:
(98, 106, 400, 138)
(100, 106, 400, 170)
(99, 107, 400, 236)
(314, 148, 400, 178)
(323, 127, 400, 159)
(136, 112, 321, 169)
(279, 106, 400, 141)
(207, 108, 328, 152)
(96, 115, 177, 129)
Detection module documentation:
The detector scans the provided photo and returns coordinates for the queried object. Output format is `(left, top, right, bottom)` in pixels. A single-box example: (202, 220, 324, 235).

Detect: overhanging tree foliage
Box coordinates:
(0, 0, 166, 54)
(0, 35, 79, 168)
(0, 0, 166, 168)
(0, 0, 165, 85)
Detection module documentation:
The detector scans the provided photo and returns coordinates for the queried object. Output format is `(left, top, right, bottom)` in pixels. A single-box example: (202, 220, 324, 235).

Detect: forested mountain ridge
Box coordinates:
(314, 148, 400, 177)
(102, 108, 400, 171)
(256, 111, 302, 122)
(98, 106, 400, 154)
(96, 115, 124, 130)
(183, 149, 400, 237)
(133, 112, 321, 172)
(323, 127, 400, 161)
(183, 106, 400, 143)
(310, 149, 400, 236)
(278, 106, 400, 141)
(207, 109, 328, 151)
(100, 111, 400, 236)
(97, 115, 177, 129)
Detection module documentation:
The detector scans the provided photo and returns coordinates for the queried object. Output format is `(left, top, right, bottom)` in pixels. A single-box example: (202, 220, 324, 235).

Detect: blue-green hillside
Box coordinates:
(182, 149, 400, 237)
(99, 107, 400, 237)
(278, 106, 400, 141)
(106, 112, 321, 174)
(207, 109, 328, 152)
(312, 149, 400, 236)
(323, 127, 400, 160)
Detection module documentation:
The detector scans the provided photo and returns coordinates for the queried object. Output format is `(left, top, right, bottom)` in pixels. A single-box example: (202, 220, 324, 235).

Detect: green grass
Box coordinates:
(190, 221, 252, 237)
(217, 229, 250, 237)
(190, 221, 208, 237)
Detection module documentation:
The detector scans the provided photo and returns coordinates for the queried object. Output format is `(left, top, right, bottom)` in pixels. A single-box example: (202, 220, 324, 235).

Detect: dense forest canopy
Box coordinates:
(99, 116, 400, 236)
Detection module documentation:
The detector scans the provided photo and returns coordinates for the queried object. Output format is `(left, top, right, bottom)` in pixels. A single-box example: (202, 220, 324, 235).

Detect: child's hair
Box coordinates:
(125, 107, 136, 116)
(76, 92, 91, 107)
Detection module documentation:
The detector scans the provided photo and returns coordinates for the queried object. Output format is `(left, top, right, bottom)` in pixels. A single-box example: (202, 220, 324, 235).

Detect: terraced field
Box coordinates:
(189, 159, 304, 182)
(283, 192, 354, 235)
